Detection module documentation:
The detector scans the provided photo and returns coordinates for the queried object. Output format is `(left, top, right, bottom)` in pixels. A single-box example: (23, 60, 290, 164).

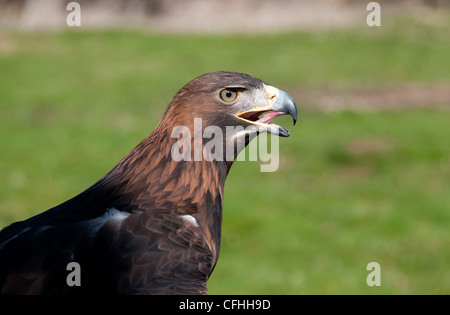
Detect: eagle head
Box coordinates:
(161, 71, 298, 162)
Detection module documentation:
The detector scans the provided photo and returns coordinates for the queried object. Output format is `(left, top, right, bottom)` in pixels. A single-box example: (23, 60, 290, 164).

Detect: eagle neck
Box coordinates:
(104, 126, 233, 262)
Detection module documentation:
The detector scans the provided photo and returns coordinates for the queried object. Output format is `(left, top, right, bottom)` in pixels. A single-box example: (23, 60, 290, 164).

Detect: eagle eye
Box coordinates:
(219, 88, 239, 103)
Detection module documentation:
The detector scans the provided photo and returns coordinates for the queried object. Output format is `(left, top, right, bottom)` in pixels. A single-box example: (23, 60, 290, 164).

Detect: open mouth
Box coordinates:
(236, 110, 290, 137)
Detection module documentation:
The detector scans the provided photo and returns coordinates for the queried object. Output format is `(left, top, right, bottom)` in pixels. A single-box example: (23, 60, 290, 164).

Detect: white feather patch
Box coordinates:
(180, 214, 199, 227)
(88, 207, 130, 235)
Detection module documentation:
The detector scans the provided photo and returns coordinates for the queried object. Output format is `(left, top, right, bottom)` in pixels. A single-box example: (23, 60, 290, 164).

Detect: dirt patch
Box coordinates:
(345, 138, 394, 156)
(293, 82, 450, 111)
(334, 138, 394, 180)
(0, 33, 17, 53)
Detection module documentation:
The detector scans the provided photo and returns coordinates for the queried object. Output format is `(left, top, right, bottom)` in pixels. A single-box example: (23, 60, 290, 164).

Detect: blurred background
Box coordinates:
(0, 0, 449, 294)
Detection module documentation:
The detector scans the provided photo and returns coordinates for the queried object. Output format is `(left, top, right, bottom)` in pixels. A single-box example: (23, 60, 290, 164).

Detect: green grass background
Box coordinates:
(1, 15, 449, 294)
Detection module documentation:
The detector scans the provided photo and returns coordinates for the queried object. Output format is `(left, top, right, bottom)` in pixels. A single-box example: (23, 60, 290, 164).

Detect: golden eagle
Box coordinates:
(0, 72, 297, 294)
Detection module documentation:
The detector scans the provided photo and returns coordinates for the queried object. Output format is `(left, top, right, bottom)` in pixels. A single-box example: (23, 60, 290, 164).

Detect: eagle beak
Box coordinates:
(236, 85, 298, 137)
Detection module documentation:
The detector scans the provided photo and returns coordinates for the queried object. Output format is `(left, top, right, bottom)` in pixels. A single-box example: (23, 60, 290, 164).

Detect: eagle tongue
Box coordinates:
(257, 111, 285, 124)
